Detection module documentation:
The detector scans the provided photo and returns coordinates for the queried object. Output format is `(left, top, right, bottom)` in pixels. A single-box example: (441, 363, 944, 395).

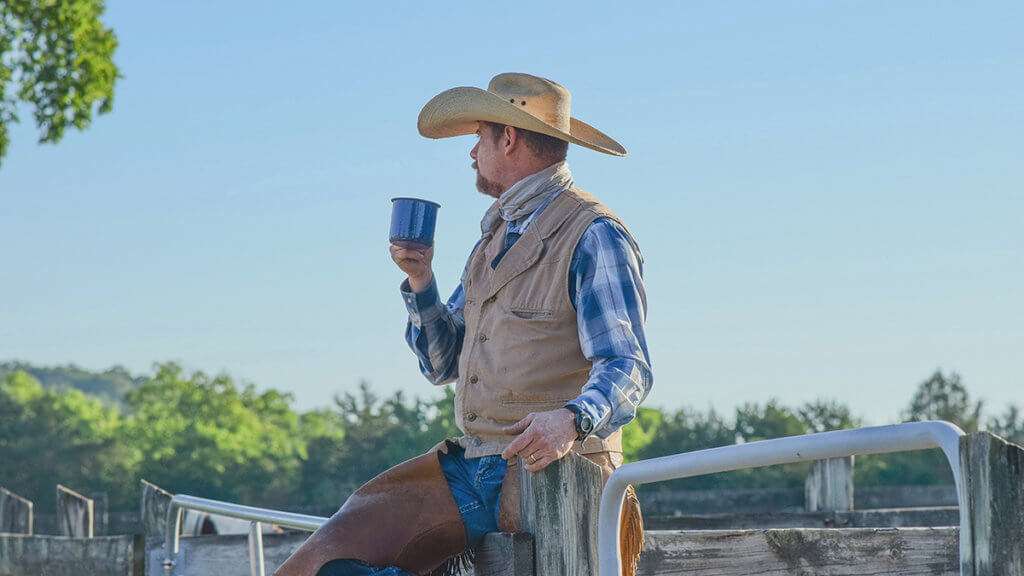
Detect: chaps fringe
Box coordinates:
(428, 546, 476, 576)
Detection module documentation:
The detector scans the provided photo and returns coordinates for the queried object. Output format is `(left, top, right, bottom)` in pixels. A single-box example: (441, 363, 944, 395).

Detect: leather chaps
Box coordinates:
(274, 441, 644, 576)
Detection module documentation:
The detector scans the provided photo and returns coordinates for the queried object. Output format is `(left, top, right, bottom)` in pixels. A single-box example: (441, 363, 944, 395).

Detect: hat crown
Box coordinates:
(487, 73, 572, 133)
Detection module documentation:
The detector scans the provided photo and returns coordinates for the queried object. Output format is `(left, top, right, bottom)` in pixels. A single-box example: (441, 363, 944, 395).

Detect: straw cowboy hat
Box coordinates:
(417, 72, 627, 156)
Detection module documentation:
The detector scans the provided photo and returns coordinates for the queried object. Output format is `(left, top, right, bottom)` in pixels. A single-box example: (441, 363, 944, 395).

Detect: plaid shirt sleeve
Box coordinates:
(401, 276, 466, 385)
(564, 218, 653, 439)
(401, 218, 653, 437)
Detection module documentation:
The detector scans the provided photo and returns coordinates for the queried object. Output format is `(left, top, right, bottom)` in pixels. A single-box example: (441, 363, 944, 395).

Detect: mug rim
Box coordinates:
(391, 197, 441, 209)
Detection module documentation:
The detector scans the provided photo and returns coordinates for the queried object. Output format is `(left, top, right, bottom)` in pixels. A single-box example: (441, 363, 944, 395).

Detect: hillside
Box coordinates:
(0, 361, 144, 405)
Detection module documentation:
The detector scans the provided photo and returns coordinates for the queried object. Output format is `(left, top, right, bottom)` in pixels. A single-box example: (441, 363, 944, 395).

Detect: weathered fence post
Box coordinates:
(959, 431, 1024, 576)
(805, 456, 855, 512)
(518, 452, 604, 576)
(0, 486, 33, 534)
(93, 490, 109, 535)
(56, 484, 94, 538)
(140, 479, 174, 545)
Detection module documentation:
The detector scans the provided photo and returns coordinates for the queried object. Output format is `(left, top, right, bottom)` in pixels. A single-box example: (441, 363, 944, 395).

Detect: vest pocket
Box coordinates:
(507, 306, 553, 320)
(498, 390, 575, 406)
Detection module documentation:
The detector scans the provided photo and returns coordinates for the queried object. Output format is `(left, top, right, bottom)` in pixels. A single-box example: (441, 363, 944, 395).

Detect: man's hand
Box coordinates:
(500, 408, 578, 473)
(389, 243, 434, 292)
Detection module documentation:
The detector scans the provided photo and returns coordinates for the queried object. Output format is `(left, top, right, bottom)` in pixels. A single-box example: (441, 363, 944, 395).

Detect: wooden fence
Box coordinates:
(0, 488, 32, 535)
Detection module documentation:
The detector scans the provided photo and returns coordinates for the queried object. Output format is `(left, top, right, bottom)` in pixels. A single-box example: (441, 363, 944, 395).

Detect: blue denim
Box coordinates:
(315, 445, 508, 576)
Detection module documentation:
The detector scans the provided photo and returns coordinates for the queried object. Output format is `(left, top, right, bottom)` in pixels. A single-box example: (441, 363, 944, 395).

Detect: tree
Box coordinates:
(798, 399, 861, 433)
(0, 0, 119, 165)
(0, 370, 138, 510)
(988, 404, 1024, 445)
(903, 369, 983, 432)
(621, 406, 662, 463)
(121, 363, 305, 506)
(734, 399, 807, 442)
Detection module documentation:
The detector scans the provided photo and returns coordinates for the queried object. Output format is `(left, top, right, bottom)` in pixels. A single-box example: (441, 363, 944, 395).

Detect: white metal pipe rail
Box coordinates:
(597, 420, 968, 576)
(163, 494, 327, 576)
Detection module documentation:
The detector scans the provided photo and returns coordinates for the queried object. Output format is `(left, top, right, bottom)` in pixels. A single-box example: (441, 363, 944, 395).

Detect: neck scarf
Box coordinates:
(479, 161, 573, 235)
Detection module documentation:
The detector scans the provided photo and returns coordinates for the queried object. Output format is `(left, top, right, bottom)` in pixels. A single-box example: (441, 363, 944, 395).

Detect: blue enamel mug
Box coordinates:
(389, 197, 441, 249)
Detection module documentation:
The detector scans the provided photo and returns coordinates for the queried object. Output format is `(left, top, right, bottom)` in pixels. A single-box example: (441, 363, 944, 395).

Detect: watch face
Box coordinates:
(579, 414, 594, 434)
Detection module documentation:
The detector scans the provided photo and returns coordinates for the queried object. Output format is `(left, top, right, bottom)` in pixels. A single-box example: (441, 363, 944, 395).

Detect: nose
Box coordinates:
(470, 141, 478, 160)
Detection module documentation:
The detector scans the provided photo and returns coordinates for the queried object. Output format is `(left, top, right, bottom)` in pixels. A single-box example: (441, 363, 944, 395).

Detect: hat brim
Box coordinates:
(417, 86, 627, 157)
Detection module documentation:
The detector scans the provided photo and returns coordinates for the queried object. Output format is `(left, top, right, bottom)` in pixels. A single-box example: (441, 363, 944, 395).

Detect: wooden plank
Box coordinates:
(637, 528, 960, 576)
(56, 485, 93, 538)
(639, 484, 958, 516)
(645, 506, 959, 530)
(518, 452, 603, 576)
(0, 488, 32, 535)
(805, 456, 854, 512)
(0, 534, 141, 576)
(471, 532, 534, 576)
(960, 431, 1024, 576)
(140, 480, 174, 544)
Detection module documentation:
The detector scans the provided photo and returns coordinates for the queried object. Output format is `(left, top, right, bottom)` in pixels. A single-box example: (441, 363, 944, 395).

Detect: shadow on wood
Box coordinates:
(0, 488, 32, 535)
(56, 485, 93, 539)
(960, 431, 1024, 576)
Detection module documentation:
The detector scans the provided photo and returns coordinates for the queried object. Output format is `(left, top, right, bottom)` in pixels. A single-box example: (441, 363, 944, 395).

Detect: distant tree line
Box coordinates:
(0, 362, 1020, 514)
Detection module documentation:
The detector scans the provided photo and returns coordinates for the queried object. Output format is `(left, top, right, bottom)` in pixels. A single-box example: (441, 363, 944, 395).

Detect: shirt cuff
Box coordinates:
(400, 277, 445, 326)
(565, 390, 613, 439)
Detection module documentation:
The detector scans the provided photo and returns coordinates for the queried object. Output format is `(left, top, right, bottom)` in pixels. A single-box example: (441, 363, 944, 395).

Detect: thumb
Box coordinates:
(503, 413, 535, 435)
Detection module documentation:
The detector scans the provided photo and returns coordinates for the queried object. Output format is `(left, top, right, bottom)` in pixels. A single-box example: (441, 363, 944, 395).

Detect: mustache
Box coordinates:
(471, 161, 478, 170)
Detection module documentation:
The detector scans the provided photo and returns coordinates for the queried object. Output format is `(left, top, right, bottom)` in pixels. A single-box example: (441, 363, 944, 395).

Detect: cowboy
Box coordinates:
(276, 73, 652, 576)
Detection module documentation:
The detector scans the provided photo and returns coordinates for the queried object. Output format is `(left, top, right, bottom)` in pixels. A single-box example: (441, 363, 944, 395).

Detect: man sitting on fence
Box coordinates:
(276, 72, 652, 576)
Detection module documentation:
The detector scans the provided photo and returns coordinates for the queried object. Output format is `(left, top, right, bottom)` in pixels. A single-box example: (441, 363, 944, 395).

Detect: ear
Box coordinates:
(502, 125, 519, 157)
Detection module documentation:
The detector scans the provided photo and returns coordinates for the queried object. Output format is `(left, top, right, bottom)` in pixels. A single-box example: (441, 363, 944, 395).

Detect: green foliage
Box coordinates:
(0, 370, 138, 511)
(621, 406, 662, 463)
(987, 404, 1024, 445)
(798, 399, 861, 433)
(0, 361, 141, 406)
(0, 361, 1018, 514)
(0, 0, 119, 165)
(121, 363, 305, 506)
(297, 382, 460, 507)
(903, 369, 983, 432)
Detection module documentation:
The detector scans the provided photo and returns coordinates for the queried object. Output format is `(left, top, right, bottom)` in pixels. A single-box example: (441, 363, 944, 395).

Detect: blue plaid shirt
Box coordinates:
(401, 191, 652, 439)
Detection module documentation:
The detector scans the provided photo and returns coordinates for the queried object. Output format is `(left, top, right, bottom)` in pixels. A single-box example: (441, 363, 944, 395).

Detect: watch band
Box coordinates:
(565, 404, 594, 441)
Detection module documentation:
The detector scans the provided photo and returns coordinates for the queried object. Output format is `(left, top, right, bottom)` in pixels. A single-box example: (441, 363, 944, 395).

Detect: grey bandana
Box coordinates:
(479, 161, 573, 235)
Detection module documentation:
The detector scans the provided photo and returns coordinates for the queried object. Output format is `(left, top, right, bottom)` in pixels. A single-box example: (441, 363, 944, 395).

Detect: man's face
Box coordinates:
(471, 123, 505, 198)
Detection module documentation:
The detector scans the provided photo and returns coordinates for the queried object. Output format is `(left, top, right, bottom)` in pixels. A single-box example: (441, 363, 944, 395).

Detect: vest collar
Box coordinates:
(479, 188, 583, 301)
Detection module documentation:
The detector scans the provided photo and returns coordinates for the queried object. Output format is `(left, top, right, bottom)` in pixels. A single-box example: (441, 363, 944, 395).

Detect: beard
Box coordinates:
(472, 161, 504, 197)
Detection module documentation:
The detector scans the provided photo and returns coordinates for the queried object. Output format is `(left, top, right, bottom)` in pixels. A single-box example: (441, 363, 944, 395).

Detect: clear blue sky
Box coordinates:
(1, 1, 1021, 424)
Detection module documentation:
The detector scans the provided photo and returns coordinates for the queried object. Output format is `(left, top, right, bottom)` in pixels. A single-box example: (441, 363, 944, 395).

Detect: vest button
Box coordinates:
(469, 375, 479, 384)
(466, 412, 478, 422)
(478, 334, 488, 342)
(466, 298, 475, 305)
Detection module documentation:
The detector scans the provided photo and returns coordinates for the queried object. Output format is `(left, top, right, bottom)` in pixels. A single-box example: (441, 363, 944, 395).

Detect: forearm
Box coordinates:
(568, 356, 653, 438)
(402, 277, 465, 385)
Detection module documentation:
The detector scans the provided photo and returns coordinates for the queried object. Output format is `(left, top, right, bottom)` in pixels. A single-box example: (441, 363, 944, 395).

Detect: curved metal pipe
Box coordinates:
(597, 420, 967, 576)
(162, 494, 327, 575)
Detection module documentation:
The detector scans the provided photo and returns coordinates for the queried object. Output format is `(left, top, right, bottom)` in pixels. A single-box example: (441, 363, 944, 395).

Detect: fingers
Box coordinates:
(389, 244, 429, 264)
(501, 428, 539, 461)
(502, 414, 535, 436)
(523, 451, 558, 473)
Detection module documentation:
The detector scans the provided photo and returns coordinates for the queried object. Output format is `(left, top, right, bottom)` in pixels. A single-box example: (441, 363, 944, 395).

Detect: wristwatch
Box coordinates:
(564, 404, 594, 441)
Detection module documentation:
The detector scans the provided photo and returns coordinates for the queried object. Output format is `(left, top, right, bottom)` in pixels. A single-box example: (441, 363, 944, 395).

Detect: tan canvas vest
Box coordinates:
(455, 187, 641, 458)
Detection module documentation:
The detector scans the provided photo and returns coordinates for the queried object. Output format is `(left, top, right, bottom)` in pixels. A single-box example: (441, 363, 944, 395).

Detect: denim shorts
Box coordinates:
(316, 444, 509, 576)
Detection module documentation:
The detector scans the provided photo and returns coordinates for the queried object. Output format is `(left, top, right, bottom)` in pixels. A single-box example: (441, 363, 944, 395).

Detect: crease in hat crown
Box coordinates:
(417, 72, 627, 157)
(487, 73, 572, 133)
